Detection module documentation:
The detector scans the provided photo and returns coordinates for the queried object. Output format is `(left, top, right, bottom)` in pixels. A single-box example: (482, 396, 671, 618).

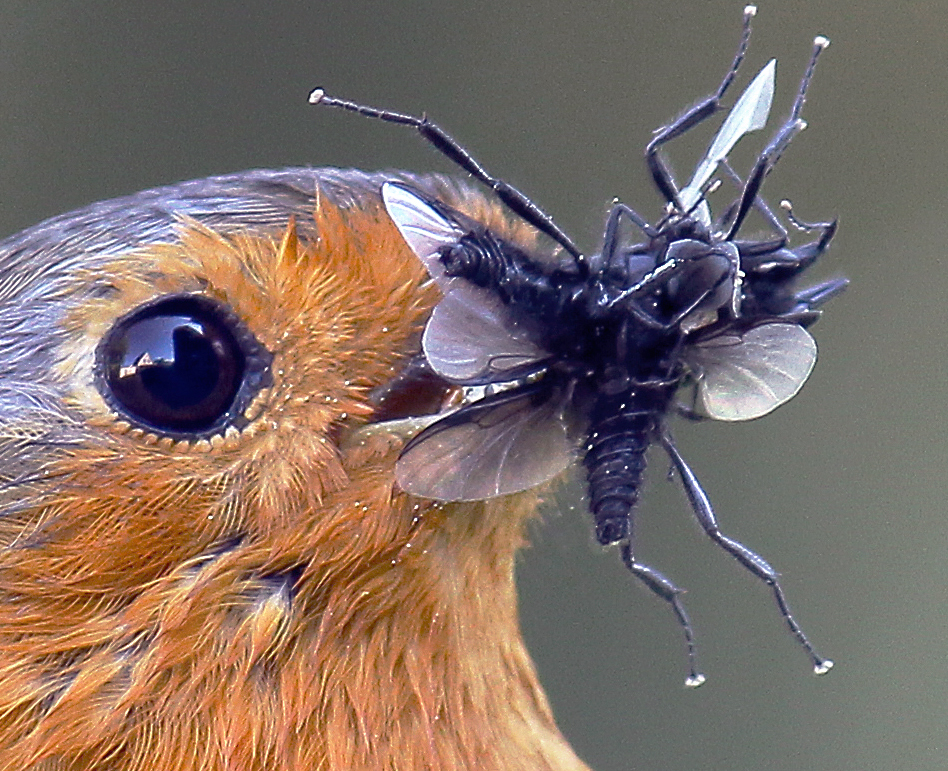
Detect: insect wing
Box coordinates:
(382, 181, 463, 288)
(395, 382, 575, 501)
(679, 59, 776, 217)
(384, 181, 549, 383)
(423, 284, 548, 382)
(687, 321, 816, 421)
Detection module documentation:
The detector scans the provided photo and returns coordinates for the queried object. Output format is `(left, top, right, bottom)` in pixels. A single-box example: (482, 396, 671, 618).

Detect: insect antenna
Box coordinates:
(309, 88, 588, 276)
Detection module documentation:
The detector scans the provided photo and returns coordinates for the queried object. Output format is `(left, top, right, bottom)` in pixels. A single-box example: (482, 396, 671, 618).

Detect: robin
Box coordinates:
(0, 168, 589, 770)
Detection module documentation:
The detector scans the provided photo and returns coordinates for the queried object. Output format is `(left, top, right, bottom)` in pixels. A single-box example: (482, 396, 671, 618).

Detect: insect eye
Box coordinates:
(95, 295, 272, 437)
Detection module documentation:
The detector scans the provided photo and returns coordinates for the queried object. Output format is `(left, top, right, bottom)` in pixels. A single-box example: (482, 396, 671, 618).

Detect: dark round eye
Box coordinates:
(95, 295, 272, 437)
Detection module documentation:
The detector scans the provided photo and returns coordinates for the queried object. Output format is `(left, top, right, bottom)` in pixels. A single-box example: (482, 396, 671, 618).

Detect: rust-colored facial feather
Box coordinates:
(0, 169, 587, 771)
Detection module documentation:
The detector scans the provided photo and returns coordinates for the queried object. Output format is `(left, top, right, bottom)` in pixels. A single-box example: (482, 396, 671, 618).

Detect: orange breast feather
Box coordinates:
(0, 169, 588, 771)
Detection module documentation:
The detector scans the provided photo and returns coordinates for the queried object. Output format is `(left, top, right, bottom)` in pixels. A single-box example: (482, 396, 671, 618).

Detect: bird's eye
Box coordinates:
(95, 295, 272, 437)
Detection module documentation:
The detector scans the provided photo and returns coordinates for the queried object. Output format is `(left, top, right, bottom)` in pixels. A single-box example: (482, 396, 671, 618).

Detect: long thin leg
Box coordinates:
(600, 201, 659, 272)
(309, 88, 587, 274)
(660, 431, 833, 675)
(645, 5, 758, 207)
(737, 212, 837, 292)
(726, 36, 830, 239)
(719, 159, 788, 240)
(619, 542, 706, 687)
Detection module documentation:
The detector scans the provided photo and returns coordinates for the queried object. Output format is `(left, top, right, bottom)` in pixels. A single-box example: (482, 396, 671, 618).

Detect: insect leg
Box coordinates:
(645, 5, 757, 207)
(721, 173, 835, 285)
(601, 202, 659, 272)
(619, 542, 705, 687)
(607, 238, 737, 328)
(726, 36, 830, 239)
(660, 431, 833, 675)
(309, 89, 586, 273)
(718, 160, 788, 240)
(673, 403, 706, 423)
(746, 209, 838, 311)
(671, 380, 707, 423)
(781, 200, 838, 251)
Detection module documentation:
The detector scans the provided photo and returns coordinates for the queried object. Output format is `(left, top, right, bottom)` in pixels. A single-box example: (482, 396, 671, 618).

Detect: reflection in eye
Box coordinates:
(96, 295, 266, 435)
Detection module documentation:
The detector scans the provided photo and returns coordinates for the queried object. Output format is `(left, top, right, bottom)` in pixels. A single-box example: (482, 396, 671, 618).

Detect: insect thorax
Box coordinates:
(437, 224, 724, 389)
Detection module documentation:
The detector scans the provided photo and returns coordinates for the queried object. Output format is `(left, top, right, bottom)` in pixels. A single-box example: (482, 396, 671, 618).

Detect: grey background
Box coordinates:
(0, 2, 941, 770)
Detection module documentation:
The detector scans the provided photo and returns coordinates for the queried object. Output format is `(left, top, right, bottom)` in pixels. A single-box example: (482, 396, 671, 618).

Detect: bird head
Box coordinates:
(0, 169, 586, 771)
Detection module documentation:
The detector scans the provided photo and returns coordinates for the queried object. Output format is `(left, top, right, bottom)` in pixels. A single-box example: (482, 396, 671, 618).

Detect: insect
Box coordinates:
(313, 5, 846, 685)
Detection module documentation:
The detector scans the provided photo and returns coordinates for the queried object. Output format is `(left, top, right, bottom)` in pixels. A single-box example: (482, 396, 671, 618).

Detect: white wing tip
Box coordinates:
(814, 35, 830, 49)
(381, 181, 459, 243)
(381, 180, 422, 204)
(380, 180, 411, 204)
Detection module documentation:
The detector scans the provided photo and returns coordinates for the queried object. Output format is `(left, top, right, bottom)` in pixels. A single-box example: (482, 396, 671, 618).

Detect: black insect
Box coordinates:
(314, 6, 846, 685)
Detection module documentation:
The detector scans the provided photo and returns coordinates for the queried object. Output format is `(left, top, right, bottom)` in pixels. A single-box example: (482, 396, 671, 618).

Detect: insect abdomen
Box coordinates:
(583, 391, 661, 546)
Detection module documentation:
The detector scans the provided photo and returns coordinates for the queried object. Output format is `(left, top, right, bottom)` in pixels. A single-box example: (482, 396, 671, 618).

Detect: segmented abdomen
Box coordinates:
(582, 389, 667, 545)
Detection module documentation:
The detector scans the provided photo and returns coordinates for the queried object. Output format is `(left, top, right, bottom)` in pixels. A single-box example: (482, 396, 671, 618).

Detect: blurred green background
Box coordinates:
(0, 2, 942, 769)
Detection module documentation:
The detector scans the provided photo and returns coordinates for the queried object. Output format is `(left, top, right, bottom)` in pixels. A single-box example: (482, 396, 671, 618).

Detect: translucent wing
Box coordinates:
(382, 181, 463, 288)
(423, 285, 547, 382)
(680, 59, 777, 216)
(384, 181, 548, 383)
(686, 322, 816, 421)
(395, 382, 575, 501)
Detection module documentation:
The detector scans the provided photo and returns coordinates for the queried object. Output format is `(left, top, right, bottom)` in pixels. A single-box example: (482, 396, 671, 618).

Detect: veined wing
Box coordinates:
(395, 381, 575, 501)
(382, 181, 463, 289)
(423, 284, 547, 382)
(686, 321, 816, 421)
(384, 181, 548, 383)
